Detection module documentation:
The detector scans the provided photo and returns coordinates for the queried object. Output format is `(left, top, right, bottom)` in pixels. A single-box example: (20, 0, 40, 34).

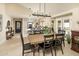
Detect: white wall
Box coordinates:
(0, 4, 6, 44)
(0, 4, 12, 44)
(71, 8, 79, 31)
(5, 4, 32, 18)
(0, 4, 32, 44)
(5, 4, 32, 38)
(22, 18, 28, 37)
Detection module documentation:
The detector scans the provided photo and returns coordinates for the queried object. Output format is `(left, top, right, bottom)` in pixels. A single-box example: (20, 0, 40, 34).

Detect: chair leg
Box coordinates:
(63, 41, 65, 47)
(43, 48, 45, 56)
(62, 39, 65, 47)
(22, 50, 24, 56)
(54, 47, 56, 56)
(38, 47, 40, 56)
(61, 45, 64, 54)
(50, 46, 53, 56)
(33, 49, 35, 56)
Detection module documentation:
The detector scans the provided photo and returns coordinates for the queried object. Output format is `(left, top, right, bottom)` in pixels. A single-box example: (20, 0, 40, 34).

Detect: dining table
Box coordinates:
(28, 34, 44, 45)
(28, 33, 65, 56)
(28, 33, 65, 46)
(28, 33, 54, 56)
(28, 33, 55, 45)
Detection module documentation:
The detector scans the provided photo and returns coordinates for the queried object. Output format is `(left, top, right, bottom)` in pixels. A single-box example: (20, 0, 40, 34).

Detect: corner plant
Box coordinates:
(66, 32, 71, 44)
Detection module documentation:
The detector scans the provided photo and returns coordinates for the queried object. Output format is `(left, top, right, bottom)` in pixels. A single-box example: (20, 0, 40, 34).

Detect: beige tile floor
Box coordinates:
(0, 34, 79, 56)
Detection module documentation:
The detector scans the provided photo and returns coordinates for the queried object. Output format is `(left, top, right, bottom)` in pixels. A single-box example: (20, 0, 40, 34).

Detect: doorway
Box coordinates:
(15, 21, 22, 33)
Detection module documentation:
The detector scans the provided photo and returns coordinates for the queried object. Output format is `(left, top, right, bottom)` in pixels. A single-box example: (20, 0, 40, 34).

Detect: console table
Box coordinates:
(6, 30, 14, 40)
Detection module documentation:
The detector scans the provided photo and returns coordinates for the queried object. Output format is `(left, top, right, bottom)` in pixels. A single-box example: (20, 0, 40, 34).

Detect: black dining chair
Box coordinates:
(39, 34, 53, 56)
(20, 33, 34, 56)
(58, 31, 65, 46)
(53, 34, 64, 56)
(61, 34, 65, 47)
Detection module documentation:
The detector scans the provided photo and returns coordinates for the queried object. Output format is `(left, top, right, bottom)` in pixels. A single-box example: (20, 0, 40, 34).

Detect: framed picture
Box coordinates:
(0, 15, 2, 32)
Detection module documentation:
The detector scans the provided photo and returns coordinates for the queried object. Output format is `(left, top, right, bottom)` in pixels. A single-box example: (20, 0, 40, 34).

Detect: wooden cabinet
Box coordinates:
(71, 31, 79, 53)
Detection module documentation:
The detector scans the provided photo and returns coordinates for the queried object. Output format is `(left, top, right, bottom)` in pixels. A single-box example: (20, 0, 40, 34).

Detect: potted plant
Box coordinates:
(66, 32, 71, 44)
(43, 26, 49, 34)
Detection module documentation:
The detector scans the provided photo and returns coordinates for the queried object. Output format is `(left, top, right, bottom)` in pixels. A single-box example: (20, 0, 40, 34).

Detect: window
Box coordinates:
(64, 20, 70, 28)
(58, 20, 62, 30)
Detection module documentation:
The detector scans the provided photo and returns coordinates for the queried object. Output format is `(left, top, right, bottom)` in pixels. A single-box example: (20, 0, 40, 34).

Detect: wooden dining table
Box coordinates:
(28, 34, 44, 44)
(28, 33, 55, 44)
(28, 33, 65, 56)
(28, 33, 65, 45)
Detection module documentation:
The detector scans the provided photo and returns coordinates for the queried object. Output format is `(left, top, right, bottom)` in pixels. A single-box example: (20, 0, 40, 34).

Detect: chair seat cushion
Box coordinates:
(38, 42, 51, 49)
(50, 40, 55, 46)
(54, 40, 61, 46)
(50, 39, 62, 46)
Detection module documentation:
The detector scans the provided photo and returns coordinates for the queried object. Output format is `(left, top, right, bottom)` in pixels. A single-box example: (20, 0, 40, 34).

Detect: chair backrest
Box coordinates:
(55, 34, 64, 45)
(56, 34, 64, 39)
(44, 34, 54, 41)
(43, 34, 54, 48)
(20, 33, 24, 48)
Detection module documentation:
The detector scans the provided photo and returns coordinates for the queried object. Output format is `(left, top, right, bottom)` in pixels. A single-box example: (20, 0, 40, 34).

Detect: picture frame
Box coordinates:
(0, 15, 2, 32)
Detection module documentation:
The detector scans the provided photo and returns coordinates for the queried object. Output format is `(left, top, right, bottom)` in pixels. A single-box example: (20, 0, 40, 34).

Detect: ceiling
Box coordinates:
(20, 3, 79, 16)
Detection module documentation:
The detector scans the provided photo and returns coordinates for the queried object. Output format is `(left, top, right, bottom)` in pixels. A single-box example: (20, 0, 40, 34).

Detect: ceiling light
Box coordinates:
(32, 3, 51, 17)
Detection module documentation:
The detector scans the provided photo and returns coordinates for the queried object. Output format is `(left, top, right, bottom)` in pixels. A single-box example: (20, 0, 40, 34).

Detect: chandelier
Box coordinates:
(32, 3, 51, 17)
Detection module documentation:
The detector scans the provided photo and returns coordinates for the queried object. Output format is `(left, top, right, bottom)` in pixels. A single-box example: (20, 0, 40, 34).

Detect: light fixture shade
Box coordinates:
(32, 3, 51, 17)
(32, 13, 51, 17)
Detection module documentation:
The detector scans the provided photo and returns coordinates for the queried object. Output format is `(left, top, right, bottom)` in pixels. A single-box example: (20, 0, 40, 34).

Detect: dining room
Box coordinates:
(0, 3, 79, 56)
